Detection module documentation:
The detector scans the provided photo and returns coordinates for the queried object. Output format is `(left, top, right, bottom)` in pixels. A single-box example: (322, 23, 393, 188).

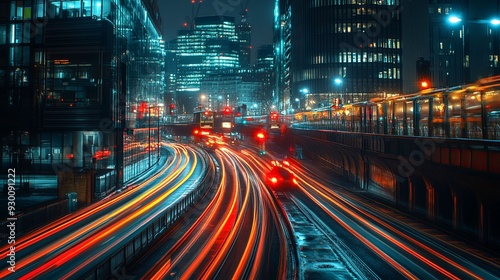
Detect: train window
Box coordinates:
(419, 99, 429, 137)
(370, 105, 378, 133)
(448, 92, 463, 138)
(353, 107, 362, 132)
(485, 90, 500, 140)
(377, 104, 384, 134)
(432, 96, 445, 137)
(406, 101, 414, 136)
(395, 102, 404, 135)
(387, 102, 394, 135)
(465, 92, 482, 139)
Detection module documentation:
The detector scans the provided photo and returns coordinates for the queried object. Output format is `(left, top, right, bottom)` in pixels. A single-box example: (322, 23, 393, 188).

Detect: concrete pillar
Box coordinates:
(427, 186, 436, 220)
(409, 179, 414, 211)
(452, 194, 459, 230)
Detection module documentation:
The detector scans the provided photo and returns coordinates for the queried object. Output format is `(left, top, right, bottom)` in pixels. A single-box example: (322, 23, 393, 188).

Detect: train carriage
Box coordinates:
(293, 75, 500, 140)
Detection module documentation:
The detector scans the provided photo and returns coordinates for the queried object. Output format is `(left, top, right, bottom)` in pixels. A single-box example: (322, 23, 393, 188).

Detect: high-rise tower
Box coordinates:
(428, 0, 500, 87)
(176, 16, 240, 111)
(237, 10, 252, 68)
(274, 0, 403, 111)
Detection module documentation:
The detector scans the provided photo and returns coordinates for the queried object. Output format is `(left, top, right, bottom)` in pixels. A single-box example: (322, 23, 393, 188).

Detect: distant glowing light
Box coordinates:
(448, 16, 462, 24)
(491, 19, 500, 25)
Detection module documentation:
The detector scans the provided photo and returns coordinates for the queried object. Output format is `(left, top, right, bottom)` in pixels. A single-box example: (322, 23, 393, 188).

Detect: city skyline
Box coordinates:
(157, 0, 274, 60)
(0, 1, 499, 278)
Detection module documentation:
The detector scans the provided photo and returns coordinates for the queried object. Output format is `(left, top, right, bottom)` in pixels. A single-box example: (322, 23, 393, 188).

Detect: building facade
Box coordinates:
(428, 0, 500, 88)
(274, 0, 403, 113)
(175, 16, 240, 112)
(254, 45, 275, 113)
(199, 74, 260, 114)
(274, 0, 500, 108)
(237, 12, 252, 69)
(0, 0, 165, 202)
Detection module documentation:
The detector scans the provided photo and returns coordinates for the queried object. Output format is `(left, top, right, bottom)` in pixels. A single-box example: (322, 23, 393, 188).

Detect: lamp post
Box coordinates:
(299, 88, 309, 111)
(334, 78, 343, 103)
(295, 98, 300, 111)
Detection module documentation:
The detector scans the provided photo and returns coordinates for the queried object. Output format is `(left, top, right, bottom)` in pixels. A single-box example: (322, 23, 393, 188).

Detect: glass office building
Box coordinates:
(176, 16, 240, 112)
(0, 0, 164, 201)
(237, 12, 252, 69)
(428, 0, 500, 87)
(274, 0, 403, 111)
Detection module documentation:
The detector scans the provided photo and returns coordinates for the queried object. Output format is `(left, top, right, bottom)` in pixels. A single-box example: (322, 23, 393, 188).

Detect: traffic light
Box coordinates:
(270, 112, 279, 120)
(256, 130, 266, 156)
(256, 131, 266, 142)
(169, 103, 175, 115)
(420, 80, 430, 89)
(416, 57, 431, 90)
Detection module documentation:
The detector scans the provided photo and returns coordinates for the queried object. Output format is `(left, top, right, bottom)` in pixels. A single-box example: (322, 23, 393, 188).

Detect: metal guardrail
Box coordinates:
(0, 198, 69, 244)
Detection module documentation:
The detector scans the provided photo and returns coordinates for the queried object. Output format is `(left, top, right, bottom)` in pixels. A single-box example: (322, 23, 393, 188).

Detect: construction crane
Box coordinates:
(240, 0, 250, 21)
(183, 0, 203, 30)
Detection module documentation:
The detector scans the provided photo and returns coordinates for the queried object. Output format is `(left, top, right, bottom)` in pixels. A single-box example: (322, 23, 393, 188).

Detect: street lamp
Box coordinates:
(447, 15, 500, 84)
(299, 88, 309, 111)
(295, 98, 300, 111)
(448, 16, 462, 24)
(334, 78, 343, 103)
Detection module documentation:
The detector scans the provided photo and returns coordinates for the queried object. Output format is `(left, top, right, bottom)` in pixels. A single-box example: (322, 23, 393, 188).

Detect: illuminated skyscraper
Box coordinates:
(237, 11, 252, 68)
(0, 0, 165, 200)
(428, 0, 500, 87)
(274, 0, 403, 111)
(176, 16, 240, 111)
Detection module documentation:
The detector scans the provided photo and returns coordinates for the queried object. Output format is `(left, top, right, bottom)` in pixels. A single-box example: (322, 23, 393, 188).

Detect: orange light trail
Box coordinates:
(0, 147, 180, 257)
(21, 148, 197, 279)
(198, 150, 253, 279)
(0, 145, 194, 278)
(146, 152, 229, 279)
(292, 167, 478, 280)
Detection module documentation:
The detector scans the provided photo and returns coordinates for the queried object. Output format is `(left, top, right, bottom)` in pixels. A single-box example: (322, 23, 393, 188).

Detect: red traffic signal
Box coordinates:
(419, 80, 430, 90)
(416, 58, 431, 90)
(169, 103, 175, 115)
(256, 131, 266, 143)
(222, 106, 232, 116)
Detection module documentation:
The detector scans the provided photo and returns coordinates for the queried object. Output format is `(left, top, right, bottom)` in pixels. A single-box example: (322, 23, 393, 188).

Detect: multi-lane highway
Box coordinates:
(280, 159, 500, 279)
(129, 146, 294, 279)
(0, 144, 213, 279)
(2, 139, 499, 279)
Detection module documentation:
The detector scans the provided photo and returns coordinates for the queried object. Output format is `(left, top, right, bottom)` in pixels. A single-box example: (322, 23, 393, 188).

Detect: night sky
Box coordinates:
(157, 0, 274, 58)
